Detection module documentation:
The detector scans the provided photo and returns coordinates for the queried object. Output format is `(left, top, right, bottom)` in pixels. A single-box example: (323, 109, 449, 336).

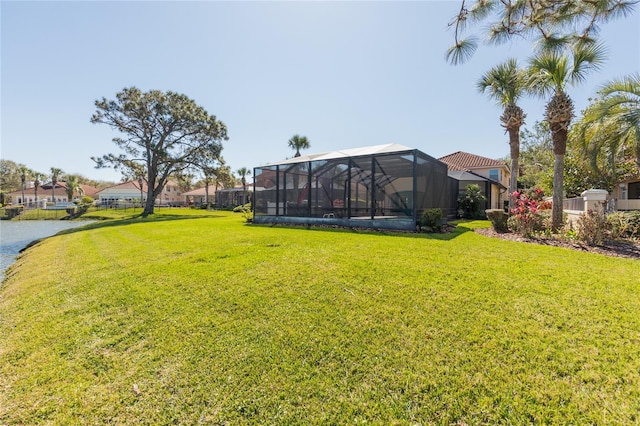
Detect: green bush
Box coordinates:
(419, 208, 443, 232)
(485, 209, 508, 232)
(607, 211, 640, 239)
(577, 209, 609, 246)
(233, 203, 251, 213)
(80, 196, 94, 205)
(457, 184, 486, 219)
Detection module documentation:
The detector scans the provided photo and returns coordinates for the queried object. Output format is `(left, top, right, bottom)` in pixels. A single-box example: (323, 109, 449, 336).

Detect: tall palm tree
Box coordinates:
(288, 134, 310, 158)
(586, 73, 640, 171)
(528, 43, 606, 230)
(50, 167, 63, 204)
(236, 167, 251, 205)
(477, 58, 528, 209)
(33, 172, 42, 208)
(18, 165, 29, 206)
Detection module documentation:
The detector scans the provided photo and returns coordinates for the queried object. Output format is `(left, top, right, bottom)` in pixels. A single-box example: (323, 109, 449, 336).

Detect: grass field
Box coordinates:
(1, 211, 639, 424)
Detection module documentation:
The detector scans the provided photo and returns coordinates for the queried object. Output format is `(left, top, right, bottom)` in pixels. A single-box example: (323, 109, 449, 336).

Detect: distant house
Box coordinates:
(96, 180, 182, 206)
(182, 185, 217, 206)
(7, 182, 100, 207)
(438, 151, 510, 211)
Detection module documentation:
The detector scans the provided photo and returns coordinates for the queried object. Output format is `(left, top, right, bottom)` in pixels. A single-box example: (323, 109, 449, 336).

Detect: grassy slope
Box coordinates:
(1, 212, 639, 424)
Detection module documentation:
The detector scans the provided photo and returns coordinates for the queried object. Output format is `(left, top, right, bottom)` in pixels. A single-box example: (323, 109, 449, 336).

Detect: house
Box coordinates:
(182, 185, 217, 206)
(438, 151, 510, 211)
(7, 182, 100, 207)
(96, 180, 182, 206)
(612, 174, 640, 211)
(252, 143, 455, 231)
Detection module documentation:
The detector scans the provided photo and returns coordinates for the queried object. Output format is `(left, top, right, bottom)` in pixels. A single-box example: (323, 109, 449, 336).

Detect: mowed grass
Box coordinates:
(1, 212, 639, 424)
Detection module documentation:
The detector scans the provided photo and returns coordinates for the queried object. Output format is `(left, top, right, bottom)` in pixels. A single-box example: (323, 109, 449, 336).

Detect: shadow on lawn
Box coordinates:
(250, 221, 477, 242)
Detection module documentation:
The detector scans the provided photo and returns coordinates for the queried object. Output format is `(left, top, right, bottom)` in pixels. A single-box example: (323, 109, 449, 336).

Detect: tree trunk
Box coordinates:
(508, 127, 520, 211)
(552, 153, 564, 231)
(550, 123, 568, 232)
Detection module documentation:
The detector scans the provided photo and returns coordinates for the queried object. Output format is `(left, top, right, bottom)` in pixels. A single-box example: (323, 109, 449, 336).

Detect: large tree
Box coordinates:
(288, 134, 310, 158)
(477, 58, 528, 209)
(91, 87, 228, 216)
(528, 43, 606, 230)
(0, 160, 25, 194)
(447, 0, 636, 65)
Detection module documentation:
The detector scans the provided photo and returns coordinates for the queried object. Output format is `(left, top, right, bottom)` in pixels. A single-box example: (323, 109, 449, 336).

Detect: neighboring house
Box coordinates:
(438, 151, 510, 211)
(97, 180, 182, 206)
(182, 185, 217, 206)
(7, 182, 100, 207)
(612, 174, 640, 211)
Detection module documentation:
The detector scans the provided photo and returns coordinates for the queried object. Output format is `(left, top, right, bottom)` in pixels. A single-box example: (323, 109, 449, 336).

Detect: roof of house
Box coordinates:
(182, 185, 217, 196)
(97, 179, 178, 193)
(438, 151, 508, 172)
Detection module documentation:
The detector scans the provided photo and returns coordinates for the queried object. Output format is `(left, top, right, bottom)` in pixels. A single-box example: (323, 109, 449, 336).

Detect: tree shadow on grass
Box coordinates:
(249, 220, 480, 242)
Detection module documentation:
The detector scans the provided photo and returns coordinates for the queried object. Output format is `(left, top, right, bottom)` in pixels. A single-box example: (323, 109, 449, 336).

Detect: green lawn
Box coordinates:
(1, 212, 639, 424)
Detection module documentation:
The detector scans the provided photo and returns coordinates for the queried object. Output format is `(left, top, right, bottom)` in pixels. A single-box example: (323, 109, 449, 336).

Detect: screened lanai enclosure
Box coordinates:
(253, 144, 456, 231)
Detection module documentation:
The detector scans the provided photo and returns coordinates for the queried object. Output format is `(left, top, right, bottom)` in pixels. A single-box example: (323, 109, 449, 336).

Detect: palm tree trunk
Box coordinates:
(552, 153, 564, 231)
(550, 122, 568, 232)
(508, 127, 520, 210)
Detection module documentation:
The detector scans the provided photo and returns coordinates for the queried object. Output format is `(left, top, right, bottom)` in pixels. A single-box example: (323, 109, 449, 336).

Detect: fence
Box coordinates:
(563, 197, 585, 211)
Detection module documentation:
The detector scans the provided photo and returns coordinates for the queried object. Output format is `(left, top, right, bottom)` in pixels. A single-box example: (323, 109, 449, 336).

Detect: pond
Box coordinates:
(0, 220, 93, 282)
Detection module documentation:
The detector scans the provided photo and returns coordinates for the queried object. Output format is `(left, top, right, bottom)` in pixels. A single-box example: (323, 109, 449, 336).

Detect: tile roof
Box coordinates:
(438, 151, 507, 172)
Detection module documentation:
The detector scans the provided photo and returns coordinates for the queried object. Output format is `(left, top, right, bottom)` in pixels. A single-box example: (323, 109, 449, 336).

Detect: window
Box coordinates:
(489, 169, 500, 181)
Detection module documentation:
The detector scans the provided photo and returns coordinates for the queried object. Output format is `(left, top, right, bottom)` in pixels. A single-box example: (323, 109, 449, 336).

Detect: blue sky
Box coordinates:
(1, 1, 639, 183)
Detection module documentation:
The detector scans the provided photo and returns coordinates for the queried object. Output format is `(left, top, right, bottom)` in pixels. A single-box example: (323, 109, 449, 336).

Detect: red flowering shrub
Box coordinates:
(507, 189, 547, 237)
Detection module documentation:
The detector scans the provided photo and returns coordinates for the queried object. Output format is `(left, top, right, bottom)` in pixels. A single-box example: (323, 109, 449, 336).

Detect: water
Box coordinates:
(0, 221, 92, 281)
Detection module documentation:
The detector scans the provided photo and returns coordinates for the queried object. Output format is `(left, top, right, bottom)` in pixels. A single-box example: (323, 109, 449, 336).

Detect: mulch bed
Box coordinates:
(475, 228, 640, 260)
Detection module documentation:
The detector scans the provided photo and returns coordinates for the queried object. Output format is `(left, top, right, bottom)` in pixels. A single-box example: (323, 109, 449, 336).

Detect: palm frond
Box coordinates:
(533, 34, 573, 53)
(570, 42, 607, 85)
(445, 38, 478, 65)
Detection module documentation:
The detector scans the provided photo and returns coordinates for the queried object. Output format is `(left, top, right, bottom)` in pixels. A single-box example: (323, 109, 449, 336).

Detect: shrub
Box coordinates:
(508, 190, 546, 237)
(233, 203, 251, 213)
(607, 211, 640, 239)
(485, 209, 508, 232)
(577, 209, 609, 246)
(419, 208, 443, 232)
(457, 184, 486, 219)
(80, 196, 94, 205)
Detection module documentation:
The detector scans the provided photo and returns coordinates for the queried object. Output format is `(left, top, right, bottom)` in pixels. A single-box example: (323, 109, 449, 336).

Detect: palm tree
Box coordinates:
(288, 134, 310, 158)
(64, 175, 83, 202)
(528, 43, 606, 230)
(585, 74, 640, 172)
(33, 172, 42, 208)
(18, 165, 29, 206)
(236, 167, 251, 205)
(477, 58, 528, 209)
(50, 167, 63, 204)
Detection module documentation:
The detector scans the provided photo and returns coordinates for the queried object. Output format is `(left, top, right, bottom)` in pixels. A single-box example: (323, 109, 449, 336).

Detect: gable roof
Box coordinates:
(438, 151, 507, 172)
(97, 179, 178, 193)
